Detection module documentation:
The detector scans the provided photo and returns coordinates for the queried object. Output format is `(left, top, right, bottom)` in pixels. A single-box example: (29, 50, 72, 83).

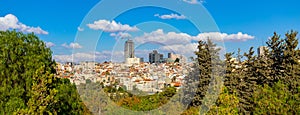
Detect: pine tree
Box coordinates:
(256, 48, 272, 86)
(282, 30, 300, 94)
(237, 47, 257, 113)
(192, 39, 222, 108)
(192, 40, 210, 107)
(266, 32, 284, 83)
(224, 53, 239, 94)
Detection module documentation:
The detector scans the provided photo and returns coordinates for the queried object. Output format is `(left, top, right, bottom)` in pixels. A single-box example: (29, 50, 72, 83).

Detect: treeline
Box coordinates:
(187, 30, 300, 114)
(102, 30, 300, 114)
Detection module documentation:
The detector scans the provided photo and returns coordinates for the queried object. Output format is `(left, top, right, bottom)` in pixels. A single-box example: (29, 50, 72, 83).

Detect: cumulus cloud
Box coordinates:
(0, 14, 48, 34)
(110, 32, 132, 39)
(45, 42, 55, 47)
(154, 13, 187, 20)
(135, 29, 191, 45)
(194, 32, 254, 42)
(160, 43, 198, 57)
(62, 42, 83, 49)
(53, 51, 124, 63)
(134, 29, 254, 45)
(77, 27, 84, 31)
(87, 20, 139, 32)
(182, 0, 204, 4)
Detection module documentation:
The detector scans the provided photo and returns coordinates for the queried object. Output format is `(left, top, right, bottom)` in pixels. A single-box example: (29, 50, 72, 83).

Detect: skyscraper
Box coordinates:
(124, 39, 134, 59)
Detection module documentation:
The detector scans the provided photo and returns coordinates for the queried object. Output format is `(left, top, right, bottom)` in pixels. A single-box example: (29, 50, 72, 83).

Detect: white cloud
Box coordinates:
(53, 51, 124, 63)
(160, 43, 198, 57)
(110, 32, 132, 39)
(154, 13, 186, 20)
(182, 0, 204, 4)
(134, 29, 254, 45)
(159, 43, 226, 60)
(134, 29, 191, 45)
(87, 20, 139, 32)
(45, 42, 55, 47)
(0, 14, 48, 34)
(194, 32, 254, 42)
(77, 27, 84, 31)
(62, 42, 83, 49)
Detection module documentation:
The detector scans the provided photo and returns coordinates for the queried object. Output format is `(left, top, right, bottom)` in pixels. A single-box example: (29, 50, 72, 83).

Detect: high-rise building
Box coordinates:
(149, 50, 164, 63)
(258, 46, 268, 57)
(124, 39, 134, 59)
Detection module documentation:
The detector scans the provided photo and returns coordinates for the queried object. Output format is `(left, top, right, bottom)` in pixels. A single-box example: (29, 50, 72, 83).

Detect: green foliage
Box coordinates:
(207, 87, 239, 115)
(224, 53, 239, 94)
(221, 30, 300, 114)
(0, 30, 90, 114)
(282, 30, 300, 94)
(116, 87, 177, 111)
(253, 81, 300, 114)
(0, 30, 55, 114)
(192, 39, 222, 107)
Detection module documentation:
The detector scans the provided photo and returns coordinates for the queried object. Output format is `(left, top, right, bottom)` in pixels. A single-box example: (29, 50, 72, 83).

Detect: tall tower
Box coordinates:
(124, 39, 134, 59)
(258, 46, 268, 57)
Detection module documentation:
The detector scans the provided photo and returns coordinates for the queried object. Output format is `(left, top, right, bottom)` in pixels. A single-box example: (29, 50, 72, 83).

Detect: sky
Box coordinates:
(1, 0, 299, 63)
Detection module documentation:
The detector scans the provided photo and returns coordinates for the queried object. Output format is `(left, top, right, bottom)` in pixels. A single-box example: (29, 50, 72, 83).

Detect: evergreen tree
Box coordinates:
(255, 48, 272, 85)
(224, 53, 239, 94)
(237, 47, 257, 113)
(192, 39, 222, 108)
(266, 32, 284, 84)
(282, 30, 300, 94)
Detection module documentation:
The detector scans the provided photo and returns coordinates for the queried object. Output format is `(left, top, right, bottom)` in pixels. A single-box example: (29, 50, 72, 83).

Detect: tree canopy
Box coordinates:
(0, 30, 90, 114)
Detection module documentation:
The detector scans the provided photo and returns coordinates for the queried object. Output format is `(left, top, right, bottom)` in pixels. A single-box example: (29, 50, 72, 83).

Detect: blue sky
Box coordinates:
(1, 0, 299, 62)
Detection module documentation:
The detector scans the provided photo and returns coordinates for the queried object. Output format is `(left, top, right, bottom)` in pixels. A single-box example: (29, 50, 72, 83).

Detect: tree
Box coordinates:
(236, 47, 257, 113)
(224, 52, 239, 94)
(0, 30, 90, 114)
(266, 32, 284, 84)
(253, 81, 300, 114)
(174, 58, 180, 63)
(0, 30, 56, 113)
(192, 39, 222, 108)
(207, 87, 239, 115)
(282, 30, 300, 94)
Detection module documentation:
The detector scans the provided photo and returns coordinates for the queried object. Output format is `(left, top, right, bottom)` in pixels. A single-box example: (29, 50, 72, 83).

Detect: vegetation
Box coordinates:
(0, 31, 90, 114)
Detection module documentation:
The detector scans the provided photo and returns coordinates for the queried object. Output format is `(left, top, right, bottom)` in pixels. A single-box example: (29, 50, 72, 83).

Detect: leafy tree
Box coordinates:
(253, 81, 300, 114)
(0, 30, 56, 113)
(0, 30, 90, 114)
(207, 87, 239, 115)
